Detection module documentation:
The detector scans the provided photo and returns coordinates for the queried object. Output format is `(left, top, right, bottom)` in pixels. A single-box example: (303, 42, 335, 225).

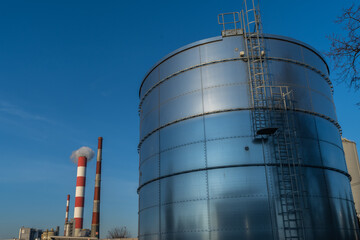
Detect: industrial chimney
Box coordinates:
(91, 137, 103, 238)
(64, 194, 70, 236)
(70, 146, 94, 237)
(74, 156, 87, 236)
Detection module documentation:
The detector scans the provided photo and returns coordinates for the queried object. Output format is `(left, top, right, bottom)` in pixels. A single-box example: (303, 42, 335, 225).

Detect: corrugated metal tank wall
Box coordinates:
(138, 34, 360, 240)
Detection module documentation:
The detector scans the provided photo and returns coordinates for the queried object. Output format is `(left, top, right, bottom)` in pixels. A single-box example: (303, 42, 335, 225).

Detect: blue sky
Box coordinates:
(0, 0, 358, 238)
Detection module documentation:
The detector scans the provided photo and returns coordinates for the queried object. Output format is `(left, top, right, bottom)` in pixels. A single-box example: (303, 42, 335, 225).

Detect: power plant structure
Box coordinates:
(64, 195, 70, 236)
(74, 156, 88, 237)
(18, 227, 60, 240)
(62, 138, 103, 239)
(91, 137, 103, 238)
(138, 1, 360, 240)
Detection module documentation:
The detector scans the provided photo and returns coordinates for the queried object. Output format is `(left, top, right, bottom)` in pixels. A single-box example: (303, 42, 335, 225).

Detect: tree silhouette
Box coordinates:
(107, 226, 131, 238)
(327, 3, 360, 90)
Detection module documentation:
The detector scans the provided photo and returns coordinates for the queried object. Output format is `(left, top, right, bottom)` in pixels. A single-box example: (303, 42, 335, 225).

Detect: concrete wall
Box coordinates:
(343, 138, 360, 217)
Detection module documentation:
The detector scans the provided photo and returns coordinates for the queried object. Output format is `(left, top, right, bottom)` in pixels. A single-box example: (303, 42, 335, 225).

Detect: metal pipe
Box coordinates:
(91, 137, 103, 238)
(74, 156, 87, 237)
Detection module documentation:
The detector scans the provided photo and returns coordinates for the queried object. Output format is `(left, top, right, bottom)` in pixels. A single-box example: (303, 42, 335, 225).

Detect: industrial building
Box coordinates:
(41, 228, 60, 240)
(17, 227, 135, 240)
(138, 2, 360, 240)
(18, 227, 59, 240)
(342, 138, 360, 219)
(19, 227, 43, 240)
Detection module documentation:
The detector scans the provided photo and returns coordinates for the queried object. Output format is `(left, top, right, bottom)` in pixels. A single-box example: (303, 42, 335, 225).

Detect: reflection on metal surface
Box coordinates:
(138, 162, 351, 192)
(138, 56, 333, 109)
(138, 107, 342, 150)
(138, 24, 359, 240)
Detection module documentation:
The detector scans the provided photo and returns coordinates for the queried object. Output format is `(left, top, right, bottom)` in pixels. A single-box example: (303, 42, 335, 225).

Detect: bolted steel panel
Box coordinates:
(138, 34, 360, 239)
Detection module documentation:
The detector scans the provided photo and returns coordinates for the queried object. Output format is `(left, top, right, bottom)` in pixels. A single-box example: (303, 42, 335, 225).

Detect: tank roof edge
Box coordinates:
(139, 34, 331, 97)
(263, 34, 330, 75)
(139, 36, 222, 97)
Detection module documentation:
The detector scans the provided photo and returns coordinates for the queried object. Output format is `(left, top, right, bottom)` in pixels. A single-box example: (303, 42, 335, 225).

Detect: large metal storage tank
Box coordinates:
(138, 32, 360, 239)
(342, 138, 360, 219)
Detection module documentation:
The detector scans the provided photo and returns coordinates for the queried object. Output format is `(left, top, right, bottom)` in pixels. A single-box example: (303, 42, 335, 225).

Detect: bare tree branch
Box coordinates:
(326, 3, 360, 90)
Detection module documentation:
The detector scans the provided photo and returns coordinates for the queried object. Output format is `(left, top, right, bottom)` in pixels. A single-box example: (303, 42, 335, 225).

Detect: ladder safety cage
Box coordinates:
(241, 0, 307, 239)
(269, 87, 307, 240)
(241, 0, 270, 136)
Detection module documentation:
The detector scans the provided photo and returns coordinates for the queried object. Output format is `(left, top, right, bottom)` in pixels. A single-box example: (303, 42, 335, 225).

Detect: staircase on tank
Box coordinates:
(270, 87, 306, 240)
(241, 0, 307, 239)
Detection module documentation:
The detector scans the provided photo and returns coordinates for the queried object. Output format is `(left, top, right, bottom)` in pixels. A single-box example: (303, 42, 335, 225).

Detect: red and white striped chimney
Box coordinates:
(91, 137, 103, 238)
(74, 156, 87, 237)
(64, 194, 70, 236)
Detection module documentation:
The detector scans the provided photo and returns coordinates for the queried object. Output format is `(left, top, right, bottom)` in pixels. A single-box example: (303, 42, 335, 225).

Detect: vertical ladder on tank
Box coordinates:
(241, 0, 306, 239)
(242, 0, 269, 136)
(269, 86, 306, 240)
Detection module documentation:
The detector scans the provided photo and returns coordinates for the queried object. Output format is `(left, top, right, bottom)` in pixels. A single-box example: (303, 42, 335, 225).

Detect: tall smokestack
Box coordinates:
(91, 137, 103, 238)
(74, 156, 87, 236)
(64, 194, 70, 236)
(70, 146, 94, 237)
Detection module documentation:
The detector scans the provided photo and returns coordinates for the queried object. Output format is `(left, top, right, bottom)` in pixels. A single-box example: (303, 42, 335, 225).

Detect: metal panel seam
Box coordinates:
(139, 56, 333, 110)
(138, 108, 342, 149)
(137, 163, 351, 192)
(139, 135, 345, 168)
